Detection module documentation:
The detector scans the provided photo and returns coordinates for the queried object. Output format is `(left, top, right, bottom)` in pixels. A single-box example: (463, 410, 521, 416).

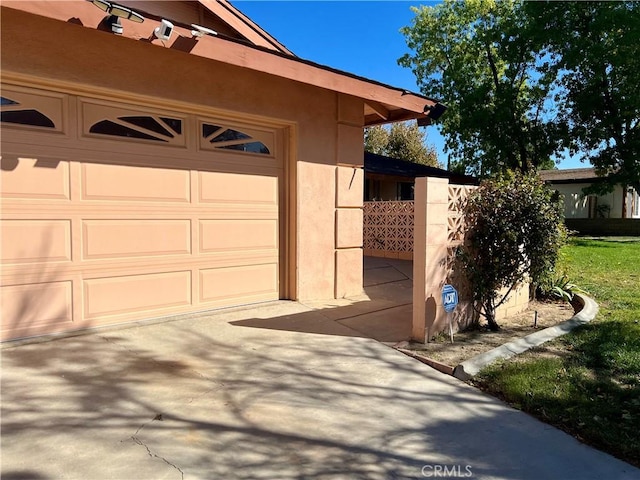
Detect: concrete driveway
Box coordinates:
(2, 259, 638, 479)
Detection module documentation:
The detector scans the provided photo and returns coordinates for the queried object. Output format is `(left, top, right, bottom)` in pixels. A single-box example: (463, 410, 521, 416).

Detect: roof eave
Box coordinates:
(1, 0, 435, 126)
(197, 0, 295, 55)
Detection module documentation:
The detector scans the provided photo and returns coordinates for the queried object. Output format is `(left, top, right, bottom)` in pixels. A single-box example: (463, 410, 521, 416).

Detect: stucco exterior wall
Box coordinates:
(1, 7, 364, 303)
(554, 182, 626, 219)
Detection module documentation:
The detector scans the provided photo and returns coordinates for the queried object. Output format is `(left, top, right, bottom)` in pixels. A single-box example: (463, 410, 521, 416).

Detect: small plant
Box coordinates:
(430, 331, 450, 343)
(550, 275, 584, 302)
(537, 273, 586, 302)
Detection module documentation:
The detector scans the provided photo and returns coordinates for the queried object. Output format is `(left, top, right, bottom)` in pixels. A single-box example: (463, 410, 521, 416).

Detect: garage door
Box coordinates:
(1, 85, 285, 341)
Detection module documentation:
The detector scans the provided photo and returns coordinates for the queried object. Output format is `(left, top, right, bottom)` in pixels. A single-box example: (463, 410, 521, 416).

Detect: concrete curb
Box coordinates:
(396, 348, 455, 375)
(453, 294, 599, 381)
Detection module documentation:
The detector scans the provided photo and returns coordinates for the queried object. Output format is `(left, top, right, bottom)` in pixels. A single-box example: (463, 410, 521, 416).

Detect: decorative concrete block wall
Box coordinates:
(495, 284, 530, 321)
(363, 201, 414, 260)
(412, 177, 529, 342)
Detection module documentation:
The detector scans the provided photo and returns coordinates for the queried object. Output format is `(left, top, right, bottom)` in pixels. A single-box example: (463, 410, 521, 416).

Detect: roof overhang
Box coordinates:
(538, 168, 601, 184)
(1, 0, 441, 127)
(364, 152, 478, 185)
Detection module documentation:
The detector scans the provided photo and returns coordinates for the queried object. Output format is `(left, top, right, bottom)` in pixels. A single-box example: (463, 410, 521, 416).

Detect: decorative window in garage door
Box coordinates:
(82, 101, 185, 146)
(0, 86, 65, 132)
(200, 122, 273, 156)
(90, 116, 182, 143)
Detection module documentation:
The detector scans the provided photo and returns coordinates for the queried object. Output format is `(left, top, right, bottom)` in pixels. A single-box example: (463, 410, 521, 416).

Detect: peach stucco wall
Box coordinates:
(413, 178, 450, 342)
(1, 7, 364, 305)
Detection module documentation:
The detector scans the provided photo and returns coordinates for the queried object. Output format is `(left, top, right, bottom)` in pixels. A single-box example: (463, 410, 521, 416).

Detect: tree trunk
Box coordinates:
(485, 298, 501, 331)
(622, 185, 628, 218)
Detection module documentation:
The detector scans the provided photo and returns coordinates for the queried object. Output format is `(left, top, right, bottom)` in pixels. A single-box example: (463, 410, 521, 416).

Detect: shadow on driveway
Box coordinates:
(2, 258, 638, 479)
(244, 256, 415, 344)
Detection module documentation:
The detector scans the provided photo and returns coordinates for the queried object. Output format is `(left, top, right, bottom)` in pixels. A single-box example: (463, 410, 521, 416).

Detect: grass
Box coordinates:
(474, 236, 640, 468)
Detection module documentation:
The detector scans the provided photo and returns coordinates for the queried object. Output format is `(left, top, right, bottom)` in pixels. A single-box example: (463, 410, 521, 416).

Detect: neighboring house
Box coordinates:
(0, 0, 443, 341)
(539, 168, 640, 219)
(364, 152, 477, 201)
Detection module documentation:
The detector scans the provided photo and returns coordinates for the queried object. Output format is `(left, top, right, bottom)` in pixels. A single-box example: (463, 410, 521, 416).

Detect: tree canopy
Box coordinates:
(400, 0, 559, 177)
(526, 1, 640, 197)
(364, 121, 440, 167)
(400, 0, 639, 196)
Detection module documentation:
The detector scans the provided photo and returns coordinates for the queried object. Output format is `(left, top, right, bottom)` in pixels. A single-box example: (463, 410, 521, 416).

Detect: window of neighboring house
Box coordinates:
(397, 182, 414, 201)
(366, 179, 381, 201)
(596, 202, 611, 218)
(633, 189, 640, 218)
(587, 195, 598, 219)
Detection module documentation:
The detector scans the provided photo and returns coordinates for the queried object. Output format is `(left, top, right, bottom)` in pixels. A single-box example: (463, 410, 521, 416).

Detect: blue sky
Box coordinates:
(235, 0, 582, 169)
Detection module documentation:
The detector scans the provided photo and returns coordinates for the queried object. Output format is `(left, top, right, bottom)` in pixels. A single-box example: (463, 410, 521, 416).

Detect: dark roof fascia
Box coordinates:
(241, 43, 438, 104)
(543, 177, 604, 185)
(538, 168, 599, 182)
(2, 1, 438, 113)
(364, 152, 478, 185)
(190, 27, 442, 111)
(148, 8, 437, 104)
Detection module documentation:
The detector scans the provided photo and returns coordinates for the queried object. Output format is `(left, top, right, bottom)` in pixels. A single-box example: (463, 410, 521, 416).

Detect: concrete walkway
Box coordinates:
(2, 258, 638, 479)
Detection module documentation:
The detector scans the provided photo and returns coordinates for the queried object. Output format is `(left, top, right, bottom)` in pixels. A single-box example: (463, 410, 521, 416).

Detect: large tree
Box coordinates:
(526, 1, 640, 216)
(364, 121, 439, 167)
(399, 0, 559, 176)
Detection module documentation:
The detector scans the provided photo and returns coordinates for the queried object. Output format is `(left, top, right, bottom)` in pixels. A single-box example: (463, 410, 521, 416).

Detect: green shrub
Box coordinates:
(460, 172, 566, 330)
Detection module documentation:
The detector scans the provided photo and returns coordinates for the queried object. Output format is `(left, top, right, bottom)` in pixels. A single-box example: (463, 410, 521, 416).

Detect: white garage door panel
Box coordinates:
(81, 163, 191, 203)
(1, 89, 284, 341)
(1, 281, 74, 334)
(200, 263, 278, 304)
(83, 271, 192, 319)
(82, 219, 192, 260)
(0, 156, 71, 200)
(200, 219, 278, 252)
(2, 220, 72, 264)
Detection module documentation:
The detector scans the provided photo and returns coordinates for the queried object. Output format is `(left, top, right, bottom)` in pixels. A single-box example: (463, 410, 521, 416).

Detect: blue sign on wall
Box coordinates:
(442, 284, 459, 313)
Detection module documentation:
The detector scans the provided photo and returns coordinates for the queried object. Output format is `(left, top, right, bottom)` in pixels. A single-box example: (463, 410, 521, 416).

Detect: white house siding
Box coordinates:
(554, 182, 628, 219)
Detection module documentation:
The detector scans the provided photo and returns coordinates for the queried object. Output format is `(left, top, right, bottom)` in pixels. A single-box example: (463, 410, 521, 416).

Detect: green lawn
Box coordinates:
(475, 237, 640, 468)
